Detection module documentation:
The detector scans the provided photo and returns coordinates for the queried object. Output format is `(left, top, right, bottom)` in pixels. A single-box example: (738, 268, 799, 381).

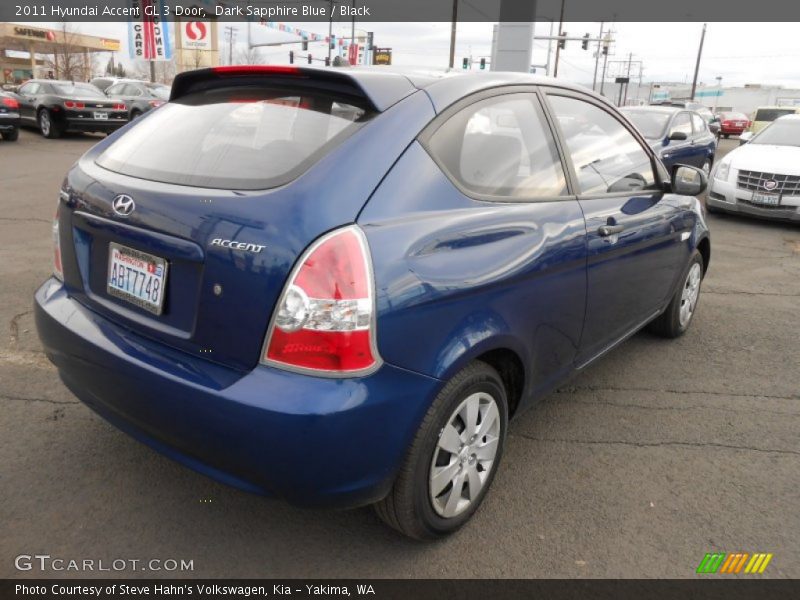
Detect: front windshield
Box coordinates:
(621, 111, 670, 139)
(52, 82, 106, 98)
(752, 120, 800, 147)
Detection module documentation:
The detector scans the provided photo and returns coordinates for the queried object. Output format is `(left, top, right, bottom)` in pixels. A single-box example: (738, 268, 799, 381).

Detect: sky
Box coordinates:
(11, 20, 800, 88)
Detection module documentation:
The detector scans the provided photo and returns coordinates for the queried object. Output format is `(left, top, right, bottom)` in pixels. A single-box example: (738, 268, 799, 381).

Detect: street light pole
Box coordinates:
(713, 75, 722, 112)
(553, 0, 566, 77)
(591, 21, 604, 91)
(690, 23, 707, 101)
(448, 0, 458, 69)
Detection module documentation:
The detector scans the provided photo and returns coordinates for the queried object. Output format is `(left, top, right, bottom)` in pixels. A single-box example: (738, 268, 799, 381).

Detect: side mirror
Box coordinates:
(739, 131, 754, 145)
(668, 131, 688, 141)
(671, 164, 707, 197)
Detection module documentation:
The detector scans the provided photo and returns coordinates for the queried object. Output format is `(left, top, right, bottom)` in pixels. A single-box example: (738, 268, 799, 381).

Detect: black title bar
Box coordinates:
(3, 0, 800, 22)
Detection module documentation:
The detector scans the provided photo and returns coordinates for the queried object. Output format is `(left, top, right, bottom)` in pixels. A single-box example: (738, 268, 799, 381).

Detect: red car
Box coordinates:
(717, 112, 751, 137)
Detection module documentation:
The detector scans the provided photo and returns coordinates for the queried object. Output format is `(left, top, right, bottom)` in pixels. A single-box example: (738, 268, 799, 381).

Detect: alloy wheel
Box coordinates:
(429, 391, 501, 518)
(679, 263, 702, 327)
(39, 111, 50, 137)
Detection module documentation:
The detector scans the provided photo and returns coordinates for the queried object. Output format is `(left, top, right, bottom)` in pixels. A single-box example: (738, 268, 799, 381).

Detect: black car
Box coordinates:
(621, 106, 717, 174)
(15, 80, 128, 139)
(104, 80, 169, 119)
(0, 91, 21, 141)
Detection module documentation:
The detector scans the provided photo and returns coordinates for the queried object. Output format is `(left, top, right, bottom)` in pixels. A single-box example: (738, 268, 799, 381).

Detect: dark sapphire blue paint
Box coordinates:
(35, 69, 710, 507)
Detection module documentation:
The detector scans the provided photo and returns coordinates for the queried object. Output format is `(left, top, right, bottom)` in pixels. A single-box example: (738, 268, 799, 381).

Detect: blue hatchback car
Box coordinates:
(35, 66, 710, 539)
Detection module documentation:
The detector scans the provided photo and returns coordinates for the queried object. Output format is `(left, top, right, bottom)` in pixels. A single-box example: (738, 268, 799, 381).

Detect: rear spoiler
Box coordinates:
(170, 66, 418, 112)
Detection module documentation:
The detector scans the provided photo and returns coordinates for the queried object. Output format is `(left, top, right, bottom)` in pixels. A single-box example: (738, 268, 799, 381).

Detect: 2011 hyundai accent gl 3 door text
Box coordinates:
(34, 66, 711, 540)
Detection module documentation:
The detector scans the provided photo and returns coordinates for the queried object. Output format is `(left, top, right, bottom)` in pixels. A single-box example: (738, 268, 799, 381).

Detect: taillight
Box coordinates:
(64, 101, 85, 109)
(1, 96, 19, 109)
(263, 226, 381, 376)
(53, 200, 63, 281)
(113, 103, 126, 110)
(148, 100, 164, 108)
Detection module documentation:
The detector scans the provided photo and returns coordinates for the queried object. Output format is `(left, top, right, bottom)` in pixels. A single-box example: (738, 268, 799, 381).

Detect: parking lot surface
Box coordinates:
(1, 131, 798, 578)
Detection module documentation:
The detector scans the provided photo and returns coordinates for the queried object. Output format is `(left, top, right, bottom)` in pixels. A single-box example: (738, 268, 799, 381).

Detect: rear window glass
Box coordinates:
(96, 87, 372, 190)
(754, 108, 796, 122)
(53, 83, 106, 98)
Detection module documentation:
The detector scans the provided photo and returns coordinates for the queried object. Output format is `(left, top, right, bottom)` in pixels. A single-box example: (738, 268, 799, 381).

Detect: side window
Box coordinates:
(671, 113, 692, 137)
(20, 83, 39, 95)
(106, 84, 124, 95)
(426, 93, 567, 198)
(124, 84, 143, 96)
(548, 95, 656, 195)
(691, 113, 707, 134)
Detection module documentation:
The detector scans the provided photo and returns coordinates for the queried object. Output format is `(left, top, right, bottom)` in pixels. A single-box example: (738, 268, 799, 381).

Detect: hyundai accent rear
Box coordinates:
(36, 66, 710, 540)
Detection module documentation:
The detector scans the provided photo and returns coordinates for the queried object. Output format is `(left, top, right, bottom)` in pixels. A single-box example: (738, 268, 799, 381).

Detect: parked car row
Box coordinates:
(3, 77, 169, 139)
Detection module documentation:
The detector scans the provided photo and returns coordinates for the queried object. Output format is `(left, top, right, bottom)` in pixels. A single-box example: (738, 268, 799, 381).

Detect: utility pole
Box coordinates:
(690, 23, 706, 101)
(351, 0, 356, 49)
(591, 21, 604, 91)
(553, 0, 566, 77)
(600, 33, 610, 95)
(622, 52, 632, 105)
(328, 0, 334, 63)
(448, 0, 458, 69)
(149, 60, 155, 83)
(225, 26, 236, 65)
(545, 19, 554, 76)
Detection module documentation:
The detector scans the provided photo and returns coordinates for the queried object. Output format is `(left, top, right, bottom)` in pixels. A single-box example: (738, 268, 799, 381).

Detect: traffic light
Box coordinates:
(479, 58, 486, 70)
(602, 43, 609, 55)
(582, 33, 590, 50)
(301, 39, 308, 51)
(308, 54, 312, 65)
(558, 32, 567, 50)
(462, 57, 469, 69)
(289, 50, 294, 64)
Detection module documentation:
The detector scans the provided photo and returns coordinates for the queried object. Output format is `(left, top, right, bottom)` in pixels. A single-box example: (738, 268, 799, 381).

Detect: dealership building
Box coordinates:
(0, 23, 120, 84)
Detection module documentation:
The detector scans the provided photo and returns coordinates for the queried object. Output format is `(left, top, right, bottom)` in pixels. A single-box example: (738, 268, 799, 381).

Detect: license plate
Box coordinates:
(94, 111, 108, 120)
(107, 243, 168, 315)
(751, 192, 780, 206)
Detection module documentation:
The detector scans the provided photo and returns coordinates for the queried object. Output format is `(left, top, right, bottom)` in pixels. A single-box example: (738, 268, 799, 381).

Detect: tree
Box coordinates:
(236, 46, 263, 65)
(46, 24, 95, 81)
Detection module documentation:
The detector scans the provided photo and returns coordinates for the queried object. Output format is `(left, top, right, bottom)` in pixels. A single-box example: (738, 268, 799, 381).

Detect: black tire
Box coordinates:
(130, 110, 141, 120)
(38, 109, 62, 139)
(374, 361, 508, 540)
(1, 127, 18, 141)
(648, 249, 704, 338)
(723, 134, 730, 139)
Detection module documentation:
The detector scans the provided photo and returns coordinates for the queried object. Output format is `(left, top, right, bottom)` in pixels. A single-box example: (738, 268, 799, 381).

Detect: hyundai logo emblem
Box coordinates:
(763, 179, 779, 191)
(112, 194, 135, 217)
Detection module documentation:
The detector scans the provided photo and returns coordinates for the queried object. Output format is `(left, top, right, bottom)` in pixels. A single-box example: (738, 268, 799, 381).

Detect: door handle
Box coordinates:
(598, 224, 625, 236)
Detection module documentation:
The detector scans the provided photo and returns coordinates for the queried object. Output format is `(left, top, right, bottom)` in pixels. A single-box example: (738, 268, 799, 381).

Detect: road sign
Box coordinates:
(615, 77, 630, 84)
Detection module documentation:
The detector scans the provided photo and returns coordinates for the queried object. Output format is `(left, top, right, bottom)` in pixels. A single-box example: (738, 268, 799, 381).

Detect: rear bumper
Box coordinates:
(707, 178, 800, 222)
(64, 117, 127, 133)
(35, 278, 440, 508)
(719, 127, 745, 135)
(0, 113, 19, 130)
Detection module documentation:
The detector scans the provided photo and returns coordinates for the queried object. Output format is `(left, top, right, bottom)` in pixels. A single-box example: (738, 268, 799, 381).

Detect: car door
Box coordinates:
(361, 88, 588, 400)
(544, 91, 688, 366)
(691, 112, 714, 170)
(661, 111, 696, 169)
(16, 82, 40, 122)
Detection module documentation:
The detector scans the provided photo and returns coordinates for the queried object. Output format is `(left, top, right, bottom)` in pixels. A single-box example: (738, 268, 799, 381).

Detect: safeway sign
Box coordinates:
(128, 0, 173, 61)
(182, 21, 211, 50)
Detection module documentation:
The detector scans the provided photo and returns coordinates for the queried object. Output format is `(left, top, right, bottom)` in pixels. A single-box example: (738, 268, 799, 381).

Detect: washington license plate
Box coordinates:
(94, 111, 108, 120)
(107, 243, 168, 315)
(751, 192, 780, 206)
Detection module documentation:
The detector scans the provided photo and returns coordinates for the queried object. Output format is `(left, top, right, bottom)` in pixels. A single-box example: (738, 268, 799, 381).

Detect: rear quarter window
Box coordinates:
(96, 86, 372, 190)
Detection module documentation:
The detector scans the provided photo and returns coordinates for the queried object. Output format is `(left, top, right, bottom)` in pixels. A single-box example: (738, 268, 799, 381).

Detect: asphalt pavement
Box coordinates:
(1, 130, 798, 578)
